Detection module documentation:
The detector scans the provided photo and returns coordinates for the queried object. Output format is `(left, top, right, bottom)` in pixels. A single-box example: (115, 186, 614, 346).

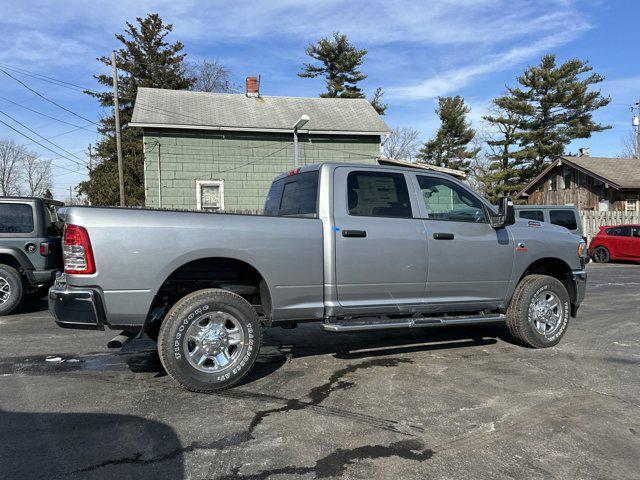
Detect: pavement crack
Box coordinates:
(213, 439, 433, 479)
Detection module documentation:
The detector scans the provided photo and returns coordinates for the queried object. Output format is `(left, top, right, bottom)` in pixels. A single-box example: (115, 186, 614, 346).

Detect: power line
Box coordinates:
(0, 62, 93, 92)
(0, 95, 96, 132)
(0, 109, 87, 167)
(0, 68, 99, 126)
(0, 119, 86, 174)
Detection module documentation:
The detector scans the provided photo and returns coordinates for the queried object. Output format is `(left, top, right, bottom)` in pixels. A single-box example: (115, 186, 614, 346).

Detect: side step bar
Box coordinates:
(322, 314, 506, 333)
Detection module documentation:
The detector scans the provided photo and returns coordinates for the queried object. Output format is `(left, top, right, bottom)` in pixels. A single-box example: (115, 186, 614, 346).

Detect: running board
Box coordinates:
(322, 314, 506, 333)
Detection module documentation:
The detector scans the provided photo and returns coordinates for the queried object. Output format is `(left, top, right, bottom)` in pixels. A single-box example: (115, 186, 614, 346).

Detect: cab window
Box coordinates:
(549, 210, 578, 231)
(519, 210, 544, 222)
(264, 171, 319, 216)
(347, 171, 412, 218)
(417, 176, 487, 223)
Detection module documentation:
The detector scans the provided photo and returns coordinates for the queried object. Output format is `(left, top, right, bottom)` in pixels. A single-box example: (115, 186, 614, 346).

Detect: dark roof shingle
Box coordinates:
(562, 156, 640, 189)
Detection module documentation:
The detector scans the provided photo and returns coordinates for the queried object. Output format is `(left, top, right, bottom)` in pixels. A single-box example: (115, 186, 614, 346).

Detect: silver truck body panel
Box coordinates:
(57, 163, 585, 329)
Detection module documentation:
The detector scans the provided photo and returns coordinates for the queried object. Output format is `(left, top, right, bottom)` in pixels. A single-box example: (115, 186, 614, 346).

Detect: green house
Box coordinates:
(129, 83, 389, 212)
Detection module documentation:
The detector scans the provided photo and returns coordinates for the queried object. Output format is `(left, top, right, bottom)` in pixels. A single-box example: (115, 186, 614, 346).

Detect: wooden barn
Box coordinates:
(516, 154, 640, 212)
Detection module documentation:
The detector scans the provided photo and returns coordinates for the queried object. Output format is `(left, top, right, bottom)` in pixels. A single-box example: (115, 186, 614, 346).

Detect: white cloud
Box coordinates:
(388, 25, 590, 100)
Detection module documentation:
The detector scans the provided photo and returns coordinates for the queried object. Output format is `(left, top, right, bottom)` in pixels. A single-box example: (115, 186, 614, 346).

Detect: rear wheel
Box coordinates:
(506, 274, 570, 348)
(0, 265, 24, 316)
(592, 246, 610, 263)
(158, 288, 262, 392)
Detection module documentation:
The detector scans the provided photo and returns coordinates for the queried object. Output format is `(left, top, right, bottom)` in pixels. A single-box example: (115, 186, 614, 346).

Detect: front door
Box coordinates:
(333, 167, 428, 312)
(412, 174, 514, 309)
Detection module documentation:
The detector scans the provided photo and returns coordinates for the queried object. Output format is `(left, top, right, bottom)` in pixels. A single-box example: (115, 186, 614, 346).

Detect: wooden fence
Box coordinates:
(580, 210, 640, 242)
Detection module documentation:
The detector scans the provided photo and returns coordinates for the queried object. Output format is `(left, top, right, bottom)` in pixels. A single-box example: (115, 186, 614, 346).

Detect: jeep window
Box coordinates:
(519, 210, 544, 222)
(549, 210, 577, 231)
(347, 171, 412, 218)
(0, 203, 34, 233)
(417, 176, 486, 223)
(277, 171, 319, 216)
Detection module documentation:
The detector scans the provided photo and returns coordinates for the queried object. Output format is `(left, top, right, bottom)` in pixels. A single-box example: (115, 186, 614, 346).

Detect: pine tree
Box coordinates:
(78, 13, 194, 205)
(477, 96, 526, 202)
(508, 54, 611, 181)
(418, 96, 479, 172)
(299, 32, 387, 115)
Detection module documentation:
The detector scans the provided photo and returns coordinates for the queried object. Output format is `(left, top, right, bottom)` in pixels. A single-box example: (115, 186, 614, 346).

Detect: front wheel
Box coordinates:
(506, 274, 570, 348)
(158, 288, 262, 392)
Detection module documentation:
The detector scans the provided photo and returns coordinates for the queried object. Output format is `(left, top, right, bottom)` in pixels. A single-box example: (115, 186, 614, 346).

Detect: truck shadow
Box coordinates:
(0, 409, 184, 480)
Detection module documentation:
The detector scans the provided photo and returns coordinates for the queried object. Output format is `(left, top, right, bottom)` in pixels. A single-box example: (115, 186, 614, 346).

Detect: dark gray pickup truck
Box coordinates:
(49, 163, 587, 392)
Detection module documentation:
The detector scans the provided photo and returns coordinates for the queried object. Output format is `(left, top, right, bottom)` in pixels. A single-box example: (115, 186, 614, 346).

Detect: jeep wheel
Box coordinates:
(592, 246, 610, 263)
(506, 274, 570, 348)
(158, 288, 262, 392)
(0, 265, 24, 316)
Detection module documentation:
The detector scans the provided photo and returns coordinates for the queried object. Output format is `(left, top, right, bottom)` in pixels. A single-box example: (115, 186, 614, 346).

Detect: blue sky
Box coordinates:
(0, 0, 638, 199)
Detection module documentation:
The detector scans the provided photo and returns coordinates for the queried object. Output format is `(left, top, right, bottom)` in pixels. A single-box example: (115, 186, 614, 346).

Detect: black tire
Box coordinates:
(506, 274, 570, 348)
(158, 288, 262, 392)
(592, 246, 610, 263)
(0, 265, 24, 316)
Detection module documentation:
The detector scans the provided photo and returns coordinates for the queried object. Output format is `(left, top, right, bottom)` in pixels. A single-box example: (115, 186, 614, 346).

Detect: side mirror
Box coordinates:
(490, 197, 516, 229)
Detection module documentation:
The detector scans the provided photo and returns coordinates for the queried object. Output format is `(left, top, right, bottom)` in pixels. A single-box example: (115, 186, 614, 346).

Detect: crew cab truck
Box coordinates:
(1, 197, 63, 315)
(49, 164, 587, 392)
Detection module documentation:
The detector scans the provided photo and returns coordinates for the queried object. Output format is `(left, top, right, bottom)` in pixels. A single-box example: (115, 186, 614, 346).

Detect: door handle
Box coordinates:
(342, 230, 367, 238)
(433, 232, 454, 240)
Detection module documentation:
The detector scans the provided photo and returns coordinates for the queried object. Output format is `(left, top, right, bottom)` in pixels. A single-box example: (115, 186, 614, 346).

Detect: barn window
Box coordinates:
(626, 196, 639, 213)
(549, 175, 557, 191)
(563, 168, 571, 189)
(196, 180, 224, 211)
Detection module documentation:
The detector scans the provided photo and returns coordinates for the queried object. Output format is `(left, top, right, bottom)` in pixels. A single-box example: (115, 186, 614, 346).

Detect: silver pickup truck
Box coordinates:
(50, 163, 587, 392)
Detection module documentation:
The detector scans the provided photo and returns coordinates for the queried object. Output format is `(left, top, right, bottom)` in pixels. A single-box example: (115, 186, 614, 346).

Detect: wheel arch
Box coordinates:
(511, 257, 578, 315)
(144, 256, 273, 336)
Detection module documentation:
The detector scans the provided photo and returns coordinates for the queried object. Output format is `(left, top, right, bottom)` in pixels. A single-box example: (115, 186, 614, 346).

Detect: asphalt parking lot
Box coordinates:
(0, 263, 639, 480)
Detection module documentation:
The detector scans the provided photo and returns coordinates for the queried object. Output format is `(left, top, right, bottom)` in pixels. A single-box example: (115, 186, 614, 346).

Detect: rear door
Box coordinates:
(412, 174, 514, 308)
(333, 167, 427, 311)
(630, 226, 640, 258)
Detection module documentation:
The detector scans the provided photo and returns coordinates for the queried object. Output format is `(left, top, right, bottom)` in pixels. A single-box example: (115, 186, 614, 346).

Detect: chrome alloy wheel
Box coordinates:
(529, 290, 564, 336)
(183, 311, 245, 373)
(0, 276, 10, 305)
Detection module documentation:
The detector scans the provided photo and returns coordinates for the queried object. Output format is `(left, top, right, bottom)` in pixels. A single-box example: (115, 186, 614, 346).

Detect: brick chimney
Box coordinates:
(246, 76, 260, 97)
(579, 148, 590, 157)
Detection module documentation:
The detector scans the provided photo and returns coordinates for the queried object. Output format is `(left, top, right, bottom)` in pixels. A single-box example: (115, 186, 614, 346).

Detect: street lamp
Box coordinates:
(293, 115, 310, 168)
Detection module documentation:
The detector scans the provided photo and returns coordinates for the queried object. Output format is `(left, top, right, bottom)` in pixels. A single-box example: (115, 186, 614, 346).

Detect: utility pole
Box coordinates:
(635, 100, 640, 160)
(87, 144, 93, 172)
(69, 186, 73, 204)
(111, 51, 125, 206)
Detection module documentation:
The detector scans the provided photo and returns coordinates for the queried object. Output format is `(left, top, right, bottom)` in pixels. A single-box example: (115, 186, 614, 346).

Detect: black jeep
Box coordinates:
(0, 197, 64, 315)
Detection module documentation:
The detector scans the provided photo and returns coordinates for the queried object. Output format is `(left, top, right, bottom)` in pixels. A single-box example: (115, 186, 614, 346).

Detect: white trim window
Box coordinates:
(196, 180, 224, 211)
(625, 196, 638, 213)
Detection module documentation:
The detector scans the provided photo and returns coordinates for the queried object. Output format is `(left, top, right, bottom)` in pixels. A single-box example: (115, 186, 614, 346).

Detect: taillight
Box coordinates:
(63, 224, 95, 274)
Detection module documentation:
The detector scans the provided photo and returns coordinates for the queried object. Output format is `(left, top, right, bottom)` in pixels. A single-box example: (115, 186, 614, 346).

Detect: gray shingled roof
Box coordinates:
(129, 87, 389, 135)
(561, 156, 640, 189)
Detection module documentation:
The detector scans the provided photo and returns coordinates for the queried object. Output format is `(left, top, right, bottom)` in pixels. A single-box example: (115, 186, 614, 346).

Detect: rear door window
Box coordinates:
(549, 210, 578, 231)
(347, 171, 412, 218)
(519, 210, 544, 222)
(605, 226, 631, 237)
(0, 203, 34, 234)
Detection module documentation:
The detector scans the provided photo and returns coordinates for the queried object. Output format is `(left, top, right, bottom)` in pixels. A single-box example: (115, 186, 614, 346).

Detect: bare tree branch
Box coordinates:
(189, 59, 237, 93)
(23, 154, 53, 197)
(383, 127, 420, 161)
(0, 139, 28, 196)
(620, 128, 639, 158)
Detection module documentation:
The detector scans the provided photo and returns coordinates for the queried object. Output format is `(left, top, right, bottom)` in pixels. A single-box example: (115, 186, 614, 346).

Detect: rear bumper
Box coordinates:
(48, 281, 105, 330)
(25, 268, 60, 285)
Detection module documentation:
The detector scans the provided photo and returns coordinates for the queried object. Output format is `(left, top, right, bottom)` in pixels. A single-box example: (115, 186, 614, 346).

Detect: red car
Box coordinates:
(589, 224, 640, 263)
